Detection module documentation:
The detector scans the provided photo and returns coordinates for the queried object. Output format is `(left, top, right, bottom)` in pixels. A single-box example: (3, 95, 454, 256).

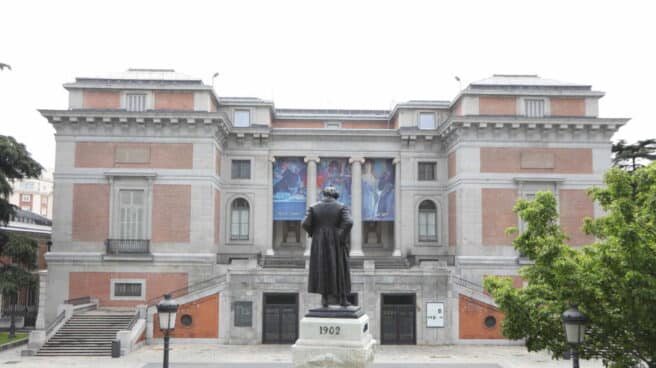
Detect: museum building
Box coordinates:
(38, 69, 627, 345)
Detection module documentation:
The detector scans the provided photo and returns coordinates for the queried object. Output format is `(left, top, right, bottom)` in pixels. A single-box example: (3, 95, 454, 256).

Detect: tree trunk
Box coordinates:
(8, 302, 16, 338)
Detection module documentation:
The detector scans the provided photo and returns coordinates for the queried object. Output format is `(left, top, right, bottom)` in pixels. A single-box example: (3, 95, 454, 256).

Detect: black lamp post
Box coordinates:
(562, 305, 588, 368)
(156, 294, 179, 368)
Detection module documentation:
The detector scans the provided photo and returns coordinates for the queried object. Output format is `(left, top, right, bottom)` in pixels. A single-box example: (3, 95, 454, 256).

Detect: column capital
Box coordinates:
(304, 156, 320, 163)
(393, 157, 401, 165)
(349, 156, 365, 165)
(268, 155, 276, 163)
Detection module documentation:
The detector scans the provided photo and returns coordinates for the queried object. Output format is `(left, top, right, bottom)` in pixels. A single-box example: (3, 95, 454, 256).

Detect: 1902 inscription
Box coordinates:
(319, 326, 341, 335)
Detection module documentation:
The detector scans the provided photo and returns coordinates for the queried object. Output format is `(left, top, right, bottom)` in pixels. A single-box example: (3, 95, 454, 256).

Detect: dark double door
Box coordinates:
(381, 294, 416, 345)
(262, 293, 298, 344)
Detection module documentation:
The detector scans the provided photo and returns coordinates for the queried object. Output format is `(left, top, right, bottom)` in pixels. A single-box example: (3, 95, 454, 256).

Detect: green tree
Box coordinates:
(612, 138, 656, 172)
(0, 135, 41, 337)
(0, 232, 38, 338)
(0, 135, 43, 224)
(484, 164, 656, 367)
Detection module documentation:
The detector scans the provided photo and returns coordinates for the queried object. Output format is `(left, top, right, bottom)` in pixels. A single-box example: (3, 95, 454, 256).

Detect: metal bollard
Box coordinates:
(111, 339, 121, 358)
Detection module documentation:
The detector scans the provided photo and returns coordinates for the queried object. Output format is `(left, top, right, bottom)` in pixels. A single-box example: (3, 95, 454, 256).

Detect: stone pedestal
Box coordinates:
(292, 308, 375, 368)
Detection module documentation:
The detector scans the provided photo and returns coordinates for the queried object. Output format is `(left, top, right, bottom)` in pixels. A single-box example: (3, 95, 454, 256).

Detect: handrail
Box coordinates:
(45, 310, 66, 336)
(64, 296, 91, 305)
(146, 273, 227, 306)
(126, 310, 140, 330)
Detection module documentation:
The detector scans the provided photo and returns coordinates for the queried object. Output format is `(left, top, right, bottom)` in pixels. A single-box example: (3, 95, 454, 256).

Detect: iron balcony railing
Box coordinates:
(105, 239, 150, 255)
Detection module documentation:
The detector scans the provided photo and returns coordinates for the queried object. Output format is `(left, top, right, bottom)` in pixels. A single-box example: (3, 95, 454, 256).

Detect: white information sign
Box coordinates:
(426, 302, 445, 328)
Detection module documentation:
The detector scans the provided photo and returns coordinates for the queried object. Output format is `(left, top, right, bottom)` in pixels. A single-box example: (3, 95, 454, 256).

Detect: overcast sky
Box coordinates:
(1, 0, 654, 169)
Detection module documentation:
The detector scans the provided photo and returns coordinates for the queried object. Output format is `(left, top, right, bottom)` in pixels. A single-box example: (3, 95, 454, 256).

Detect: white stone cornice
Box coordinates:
(303, 156, 320, 163)
(103, 170, 157, 178)
(40, 109, 230, 133)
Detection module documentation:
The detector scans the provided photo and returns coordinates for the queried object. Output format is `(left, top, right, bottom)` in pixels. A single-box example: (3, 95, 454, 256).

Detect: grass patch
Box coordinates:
(0, 332, 28, 345)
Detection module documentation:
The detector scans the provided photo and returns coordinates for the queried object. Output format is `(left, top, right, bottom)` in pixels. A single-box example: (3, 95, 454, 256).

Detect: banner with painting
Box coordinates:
(362, 158, 395, 221)
(316, 158, 352, 208)
(273, 157, 307, 220)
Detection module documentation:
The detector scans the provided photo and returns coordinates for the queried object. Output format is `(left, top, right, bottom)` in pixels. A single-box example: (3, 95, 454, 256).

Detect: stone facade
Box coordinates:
(39, 70, 627, 345)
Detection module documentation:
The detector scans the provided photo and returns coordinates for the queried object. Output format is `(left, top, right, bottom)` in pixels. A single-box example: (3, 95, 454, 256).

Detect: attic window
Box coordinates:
(234, 110, 251, 127)
(126, 93, 146, 112)
(418, 112, 436, 129)
(325, 121, 342, 129)
(525, 99, 545, 118)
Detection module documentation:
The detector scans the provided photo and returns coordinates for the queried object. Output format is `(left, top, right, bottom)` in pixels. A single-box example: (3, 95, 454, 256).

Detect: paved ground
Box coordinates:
(0, 343, 604, 368)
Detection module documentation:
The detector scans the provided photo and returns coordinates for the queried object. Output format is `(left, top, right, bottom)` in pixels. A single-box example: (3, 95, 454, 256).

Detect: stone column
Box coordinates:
(34, 270, 48, 329)
(393, 157, 402, 257)
(349, 156, 365, 257)
(304, 156, 320, 256)
(266, 156, 276, 256)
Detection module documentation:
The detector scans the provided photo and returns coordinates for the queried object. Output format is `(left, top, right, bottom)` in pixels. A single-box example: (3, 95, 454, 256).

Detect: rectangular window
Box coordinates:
(118, 190, 145, 239)
(114, 283, 142, 297)
(111, 280, 145, 300)
(126, 93, 147, 112)
(418, 162, 436, 181)
(21, 194, 32, 202)
(525, 99, 545, 118)
(234, 110, 251, 127)
(418, 112, 436, 129)
(231, 160, 251, 179)
(418, 211, 437, 241)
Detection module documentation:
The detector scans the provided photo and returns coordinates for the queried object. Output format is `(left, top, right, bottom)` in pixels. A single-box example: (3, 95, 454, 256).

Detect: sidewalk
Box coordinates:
(0, 343, 603, 368)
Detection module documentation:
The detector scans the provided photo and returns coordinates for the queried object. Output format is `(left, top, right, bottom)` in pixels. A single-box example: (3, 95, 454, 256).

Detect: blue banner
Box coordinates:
(316, 158, 352, 208)
(273, 157, 307, 220)
(362, 158, 395, 221)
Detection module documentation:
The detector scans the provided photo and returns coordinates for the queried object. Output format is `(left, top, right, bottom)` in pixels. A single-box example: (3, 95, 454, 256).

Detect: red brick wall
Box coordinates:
(551, 98, 585, 117)
(482, 188, 517, 246)
(152, 185, 191, 243)
(449, 191, 457, 246)
(479, 96, 516, 115)
(69, 272, 187, 307)
(154, 92, 194, 111)
(480, 147, 593, 174)
(448, 152, 456, 179)
(75, 142, 193, 169)
(154, 294, 219, 338)
(83, 91, 121, 109)
(459, 294, 505, 339)
(72, 184, 109, 241)
(559, 189, 595, 246)
(452, 99, 463, 116)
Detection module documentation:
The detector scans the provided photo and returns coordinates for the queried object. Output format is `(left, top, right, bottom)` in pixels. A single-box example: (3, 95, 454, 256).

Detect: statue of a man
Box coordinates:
(302, 186, 354, 307)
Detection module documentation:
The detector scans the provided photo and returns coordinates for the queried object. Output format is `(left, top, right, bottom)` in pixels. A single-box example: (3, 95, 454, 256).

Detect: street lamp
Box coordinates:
(562, 305, 588, 368)
(157, 294, 179, 368)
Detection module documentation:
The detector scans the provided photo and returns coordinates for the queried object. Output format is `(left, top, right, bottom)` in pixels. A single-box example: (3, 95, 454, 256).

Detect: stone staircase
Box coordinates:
(37, 312, 134, 356)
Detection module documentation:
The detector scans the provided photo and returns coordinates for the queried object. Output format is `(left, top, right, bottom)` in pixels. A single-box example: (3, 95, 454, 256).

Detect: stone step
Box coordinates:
(38, 311, 136, 357)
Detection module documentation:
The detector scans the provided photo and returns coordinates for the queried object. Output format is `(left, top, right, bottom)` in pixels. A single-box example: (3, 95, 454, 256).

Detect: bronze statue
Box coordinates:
(302, 186, 354, 307)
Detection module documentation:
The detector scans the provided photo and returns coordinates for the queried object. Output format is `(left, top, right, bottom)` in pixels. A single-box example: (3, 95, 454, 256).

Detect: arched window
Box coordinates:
(418, 200, 437, 242)
(231, 198, 249, 240)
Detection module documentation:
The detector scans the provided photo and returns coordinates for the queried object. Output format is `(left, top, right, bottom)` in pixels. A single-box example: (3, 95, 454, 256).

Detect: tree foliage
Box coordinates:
(0, 135, 43, 224)
(612, 138, 656, 172)
(484, 163, 656, 367)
